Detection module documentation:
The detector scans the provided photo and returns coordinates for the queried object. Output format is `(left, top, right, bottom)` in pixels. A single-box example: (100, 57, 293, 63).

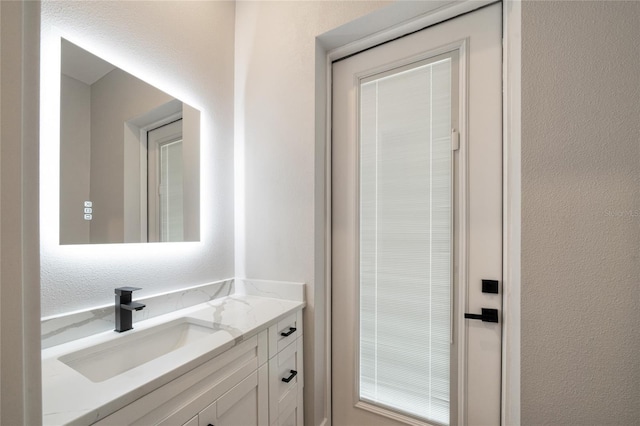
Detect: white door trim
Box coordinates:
(327, 1, 496, 63)
(322, 1, 521, 424)
(501, 1, 522, 424)
(0, 1, 42, 424)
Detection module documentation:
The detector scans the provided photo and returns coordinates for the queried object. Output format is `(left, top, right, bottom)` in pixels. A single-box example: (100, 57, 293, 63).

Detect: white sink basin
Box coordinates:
(60, 317, 219, 382)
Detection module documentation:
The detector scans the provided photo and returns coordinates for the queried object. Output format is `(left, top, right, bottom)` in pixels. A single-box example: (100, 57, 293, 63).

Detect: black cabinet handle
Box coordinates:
(207, 424, 214, 426)
(282, 370, 298, 383)
(464, 308, 499, 323)
(280, 327, 296, 337)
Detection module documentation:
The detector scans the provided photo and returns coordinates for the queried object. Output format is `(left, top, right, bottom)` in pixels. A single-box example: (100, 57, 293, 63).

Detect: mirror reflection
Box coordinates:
(60, 39, 200, 244)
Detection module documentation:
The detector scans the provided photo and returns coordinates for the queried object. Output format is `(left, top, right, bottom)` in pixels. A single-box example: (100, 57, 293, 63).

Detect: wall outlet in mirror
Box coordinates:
(59, 39, 200, 244)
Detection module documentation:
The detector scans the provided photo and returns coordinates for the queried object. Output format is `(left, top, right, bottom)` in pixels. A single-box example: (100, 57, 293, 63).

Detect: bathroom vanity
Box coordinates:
(42, 289, 304, 426)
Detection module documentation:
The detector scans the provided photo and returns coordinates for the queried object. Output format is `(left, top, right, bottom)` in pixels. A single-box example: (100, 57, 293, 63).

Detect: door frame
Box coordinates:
(321, 1, 521, 424)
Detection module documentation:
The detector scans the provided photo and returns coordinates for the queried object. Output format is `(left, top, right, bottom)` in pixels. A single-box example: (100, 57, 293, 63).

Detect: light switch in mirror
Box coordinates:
(59, 39, 200, 244)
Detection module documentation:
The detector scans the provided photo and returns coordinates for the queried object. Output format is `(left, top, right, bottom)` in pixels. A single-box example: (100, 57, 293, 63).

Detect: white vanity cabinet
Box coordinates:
(182, 416, 198, 426)
(267, 311, 304, 426)
(93, 309, 303, 426)
(195, 365, 268, 426)
(95, 331, 268, 426)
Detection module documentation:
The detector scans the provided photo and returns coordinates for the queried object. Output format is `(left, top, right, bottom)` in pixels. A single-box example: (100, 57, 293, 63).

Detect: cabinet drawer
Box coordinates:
(183, 415, 198, 426)
(272, 381, 303, 426)
(273, 389, 303, 426)
(269, 338, 303, 425)
(268, 311, 302, 358)
(199, 364, 268, 426)
(276, 407, 299, 426)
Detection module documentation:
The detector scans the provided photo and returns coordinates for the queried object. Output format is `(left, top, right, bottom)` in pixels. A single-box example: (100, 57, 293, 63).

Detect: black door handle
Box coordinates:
(464, 308, 499, 323)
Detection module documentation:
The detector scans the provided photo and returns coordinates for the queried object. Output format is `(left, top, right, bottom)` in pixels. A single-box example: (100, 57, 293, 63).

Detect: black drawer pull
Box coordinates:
(280, 327, 296, 337)
(282, 370, 298, 383)
(207, 424, 214, 426)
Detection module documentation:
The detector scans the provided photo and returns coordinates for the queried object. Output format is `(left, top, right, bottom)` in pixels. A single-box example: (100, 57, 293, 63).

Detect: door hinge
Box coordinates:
(451, 129, 460, 151)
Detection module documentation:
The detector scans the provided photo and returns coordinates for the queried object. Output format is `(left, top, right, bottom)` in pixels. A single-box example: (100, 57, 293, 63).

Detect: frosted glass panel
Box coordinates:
(160, 140, 184, 242)
(359, 58, 452, 425)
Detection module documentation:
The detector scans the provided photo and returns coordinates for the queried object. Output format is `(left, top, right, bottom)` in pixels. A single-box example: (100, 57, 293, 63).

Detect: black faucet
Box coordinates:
(115, 287, 146, 332)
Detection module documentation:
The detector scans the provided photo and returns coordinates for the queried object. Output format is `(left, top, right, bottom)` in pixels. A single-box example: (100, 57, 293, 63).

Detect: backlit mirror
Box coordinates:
(60, 39, 200, 244)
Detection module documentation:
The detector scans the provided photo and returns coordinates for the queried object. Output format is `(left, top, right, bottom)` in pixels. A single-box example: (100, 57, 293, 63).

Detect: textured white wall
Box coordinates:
(522, 1, 640, 423)
(234, 2, 390, 424)
(41, 1, 235, 317)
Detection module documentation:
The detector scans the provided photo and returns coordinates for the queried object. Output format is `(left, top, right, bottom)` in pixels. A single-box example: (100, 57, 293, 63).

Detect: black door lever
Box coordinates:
(464, 308, 499, 323)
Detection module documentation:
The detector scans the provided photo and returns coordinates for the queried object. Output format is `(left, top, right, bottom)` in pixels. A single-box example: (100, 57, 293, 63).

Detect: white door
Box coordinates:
(147, 119, 184, 242)
(331, 4, 502, 426)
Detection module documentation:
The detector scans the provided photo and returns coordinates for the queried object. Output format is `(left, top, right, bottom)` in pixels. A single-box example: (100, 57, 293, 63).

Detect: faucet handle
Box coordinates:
(115, 286, 142, 295)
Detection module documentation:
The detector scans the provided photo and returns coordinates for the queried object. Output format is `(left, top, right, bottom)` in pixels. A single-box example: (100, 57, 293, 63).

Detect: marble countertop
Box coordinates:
(42, 293, 304, 425)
